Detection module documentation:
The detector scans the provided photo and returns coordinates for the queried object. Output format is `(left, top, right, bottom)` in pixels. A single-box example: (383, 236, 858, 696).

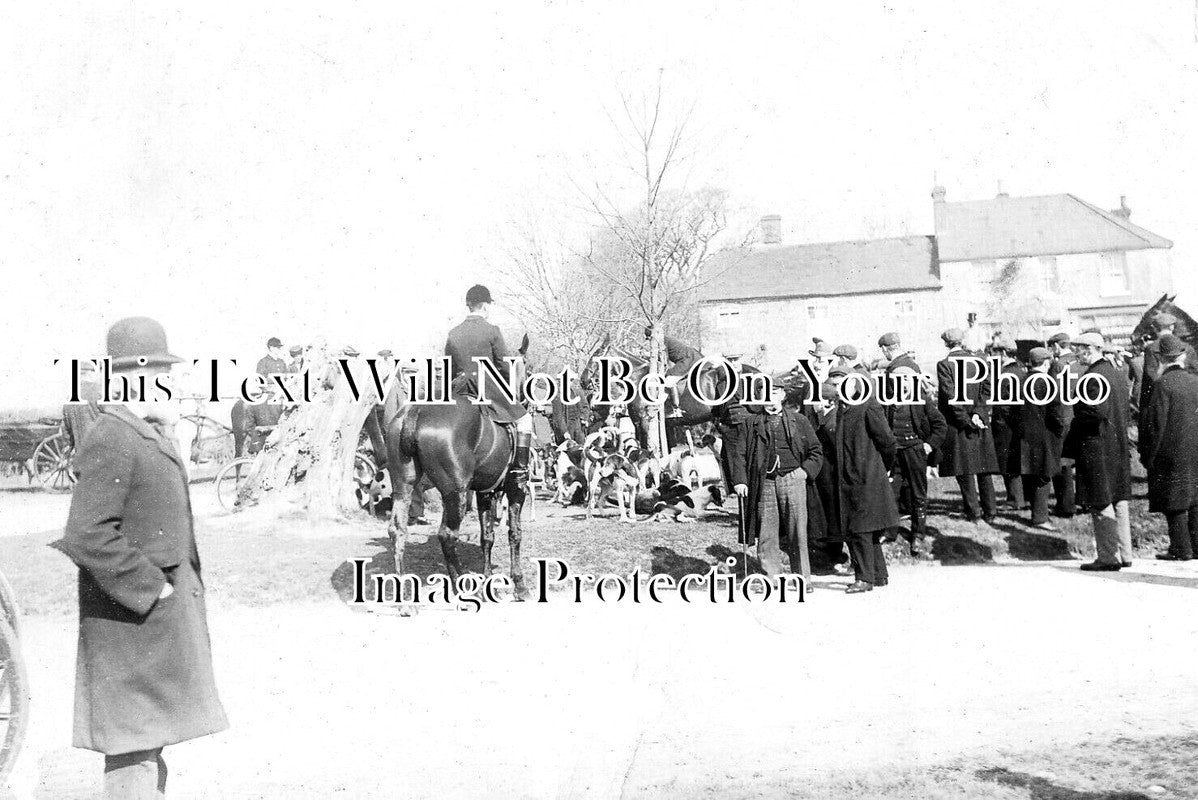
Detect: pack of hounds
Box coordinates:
(532, 425, 727, 524)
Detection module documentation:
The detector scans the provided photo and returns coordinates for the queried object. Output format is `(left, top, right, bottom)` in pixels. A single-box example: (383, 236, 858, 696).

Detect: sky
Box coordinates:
(3, 0, 1197, 408)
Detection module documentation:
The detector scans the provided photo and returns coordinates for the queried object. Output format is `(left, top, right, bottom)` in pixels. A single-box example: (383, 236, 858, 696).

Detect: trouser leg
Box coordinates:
(1091, 504, 1120, 565)
(1053, 465, 1076, 515)
(1114, 499, 1132, 563)
(847, 533, 875, 584)
(777, 471, 811, 584)
(899, 447, 928, 541)
(1029, 475, 1052, 524)
(756, 479, 783, 576)
(1004, 474, 1024, 509)
(104, 749, 166, 800)
(957, 475, 980, 519)
(1166, 510, 1190, 558)
(871, 533, 889, 585)
(1189, 506, 1198, 560)
(978, 474, 997, 518)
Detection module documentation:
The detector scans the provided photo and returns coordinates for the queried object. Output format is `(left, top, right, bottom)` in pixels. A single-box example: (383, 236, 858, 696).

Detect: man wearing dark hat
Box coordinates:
(1063, 332, 1133, 570)
(51, 317, 228, 798)
(879, 331, 918, 374)
(257, 336, 288, 378)
(288, 344, 305, 373)
(1138, 334, 1198, 560)
(445, 284, 533, 477)
(989, 336, 1026, 511)
(885, 365, 946, 555)
(1139, 312, 1198, 428)
(936, 328, 999, 522)
(832, 344, 866, 374)
(1017, 347, 1066, 530)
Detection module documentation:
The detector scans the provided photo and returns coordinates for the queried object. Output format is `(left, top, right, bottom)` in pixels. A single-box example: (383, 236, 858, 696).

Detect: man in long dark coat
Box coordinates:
(1018, 347, 1065, 530)
(1139, 312, 1198, 427)
(820, 367, 900, 593)
(1137, 334, 1198, 561)
(1048, 332, 1082, 517)
(936, 328, 999, 522)
(885, 365, 946, 555)
(1063, 332, 1133, 571)
(989, 336, 1026, 511)
(51, 317, 227, 798)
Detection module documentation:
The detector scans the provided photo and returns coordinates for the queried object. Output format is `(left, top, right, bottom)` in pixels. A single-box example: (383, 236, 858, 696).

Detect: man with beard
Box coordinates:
(936, 328, 999, 523)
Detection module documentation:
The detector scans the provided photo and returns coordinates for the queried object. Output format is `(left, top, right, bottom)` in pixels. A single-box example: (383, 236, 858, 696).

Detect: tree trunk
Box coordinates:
(647, 325, 668, 457)
(236, 346, 377, 522)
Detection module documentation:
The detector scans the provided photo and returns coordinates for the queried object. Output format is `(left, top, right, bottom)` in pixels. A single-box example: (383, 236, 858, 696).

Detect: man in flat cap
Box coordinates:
(288, 344, 305, 373)
(885, 365, 946, 555)
(1017, 347, 1066, 530)
(52, 317, 227, 798)
(1063, 332, 1133, 570)
(879, 331, 918, 375)
(1138, 334, 1198, 561)
(1139, 312, 1198, 429)
(936, 327, 999, 522)
(832, 344, 866, 375)
(257, 336, 288, 379)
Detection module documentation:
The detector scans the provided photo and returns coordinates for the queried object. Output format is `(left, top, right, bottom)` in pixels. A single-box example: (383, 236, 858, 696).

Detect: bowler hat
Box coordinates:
(1158, 333, 1187, 359)
(878, 332, 901, 347)
(107, 317, 182, 371)
(1154, 312, 1178, 329)
(1028, 346, 1051, 365)
(832, 344, 858, 359)
(1073, 332, 1105, 349)
(267, 337, 282, 348)
(941, 328, 964, 346)
(466, 284, 493, 306)
(808, 341, 833, 359)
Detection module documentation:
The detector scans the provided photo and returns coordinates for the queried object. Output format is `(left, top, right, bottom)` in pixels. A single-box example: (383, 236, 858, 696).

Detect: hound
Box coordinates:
(587, 453, 640, 523)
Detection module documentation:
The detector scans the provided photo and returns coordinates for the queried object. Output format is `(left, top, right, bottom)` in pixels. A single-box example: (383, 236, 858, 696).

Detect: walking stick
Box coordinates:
(736, 492, 746, 581)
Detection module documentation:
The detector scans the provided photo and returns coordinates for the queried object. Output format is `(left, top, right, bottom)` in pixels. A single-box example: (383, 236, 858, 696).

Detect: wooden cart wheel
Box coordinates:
(214, 457, 254, 511)
(0, 617, 29, 786)
(0, 572, 20, 642)
(31, 432, 74, 491)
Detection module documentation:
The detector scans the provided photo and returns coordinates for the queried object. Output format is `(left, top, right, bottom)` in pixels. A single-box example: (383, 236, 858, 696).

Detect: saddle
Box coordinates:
(450, 373, 525, 426)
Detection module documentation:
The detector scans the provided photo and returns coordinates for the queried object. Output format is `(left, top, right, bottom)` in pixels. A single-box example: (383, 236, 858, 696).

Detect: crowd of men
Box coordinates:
(720, 312, 1198, 594)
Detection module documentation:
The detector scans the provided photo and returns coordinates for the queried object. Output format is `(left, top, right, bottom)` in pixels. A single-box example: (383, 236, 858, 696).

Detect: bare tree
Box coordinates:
(987, 259, 1053, 339)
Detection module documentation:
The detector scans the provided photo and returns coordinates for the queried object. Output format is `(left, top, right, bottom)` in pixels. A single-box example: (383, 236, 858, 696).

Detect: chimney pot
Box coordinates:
(931, 184, 947, 203)
(760, 214, 782, 245)
(1113, 195, 1131, 219)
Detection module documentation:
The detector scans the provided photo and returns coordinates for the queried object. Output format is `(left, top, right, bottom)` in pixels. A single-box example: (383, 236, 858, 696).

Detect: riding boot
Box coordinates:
(510, 432, 532, 482)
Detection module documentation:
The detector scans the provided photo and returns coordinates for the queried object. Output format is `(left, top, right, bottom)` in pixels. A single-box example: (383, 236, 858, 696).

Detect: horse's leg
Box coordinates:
(478, 492, 495, 578)
(505, 478, 529, 600)
(436, 490, 468, 584)
(386, 456, 418, 573)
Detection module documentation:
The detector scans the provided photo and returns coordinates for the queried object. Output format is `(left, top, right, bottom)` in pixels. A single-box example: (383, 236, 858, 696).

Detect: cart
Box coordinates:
(0, 418, 74, 490)
(0, 569, 29, 786)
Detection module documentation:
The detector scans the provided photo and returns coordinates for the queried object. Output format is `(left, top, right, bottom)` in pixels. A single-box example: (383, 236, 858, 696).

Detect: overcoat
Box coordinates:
(1139, 338, 1198, 422)
(51, 406, 228, 755)
(990, 360, 1027, 476)
(935, 350, 999, 476)
(1138, 365, 1198, 512)
(816, 397, 899, 540)
(1062, 359, 1131, 510)
(1017, 370, 1065, 478)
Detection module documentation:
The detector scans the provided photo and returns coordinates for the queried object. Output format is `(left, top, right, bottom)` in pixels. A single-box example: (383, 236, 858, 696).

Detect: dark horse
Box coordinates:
(1131, 294, 1198, 346)
(376, 338, 532, 600)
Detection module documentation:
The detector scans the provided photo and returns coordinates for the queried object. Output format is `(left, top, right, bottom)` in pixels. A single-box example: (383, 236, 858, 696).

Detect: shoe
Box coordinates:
(1031, 522, 1058, 532)
(833, 562, 853, 576)
(1121, 561, 1134, 568)
(1079, 561, 1121, 572)
(981, 515, 996, 525)
(1156, 553, 1191, 561)
(845, 581, 873, 594)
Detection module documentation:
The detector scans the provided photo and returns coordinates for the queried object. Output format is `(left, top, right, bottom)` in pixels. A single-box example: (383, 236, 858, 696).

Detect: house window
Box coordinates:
(807, 301, 828, 320)
(716, 310, 741, 331)
(1039, 256, 1060, 293)
(894, 297, 915, 316)
(1099, 252, 1129, 296)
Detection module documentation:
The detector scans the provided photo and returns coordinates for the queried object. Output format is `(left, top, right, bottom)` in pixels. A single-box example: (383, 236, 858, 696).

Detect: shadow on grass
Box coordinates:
(328, 534, 485, 603)
(931, 534, 994, 565)
(649, 545, 715, 581)
(975, 767, 1151, 799)
(987, 518, 1077, 560)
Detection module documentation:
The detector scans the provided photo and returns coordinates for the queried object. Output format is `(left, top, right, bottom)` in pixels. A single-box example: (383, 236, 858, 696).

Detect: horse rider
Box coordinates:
(445, 284, 533, 480)
(651, 328, 702, 415)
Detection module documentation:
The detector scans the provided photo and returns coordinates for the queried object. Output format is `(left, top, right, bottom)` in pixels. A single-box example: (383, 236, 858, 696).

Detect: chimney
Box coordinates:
(1112, 195, 1131, 220)
(931, 183, 946, 235)
(759, 214, 782, 245)
(996, 180, 1009, 199)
